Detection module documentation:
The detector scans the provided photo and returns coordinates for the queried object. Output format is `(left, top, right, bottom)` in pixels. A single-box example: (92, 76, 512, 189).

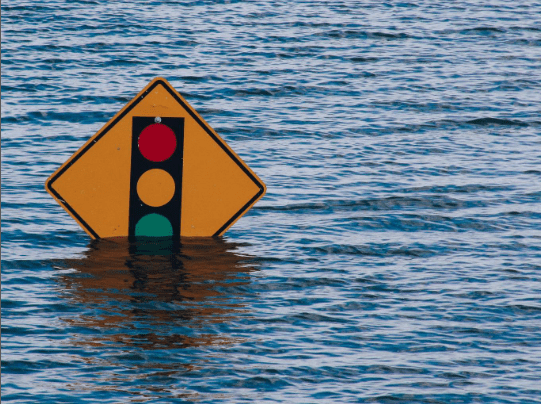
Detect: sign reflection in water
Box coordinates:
(56, 238, 258, 351)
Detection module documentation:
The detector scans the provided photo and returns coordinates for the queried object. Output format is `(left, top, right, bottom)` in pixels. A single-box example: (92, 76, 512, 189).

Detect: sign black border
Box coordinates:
(46, 79, 265, 238)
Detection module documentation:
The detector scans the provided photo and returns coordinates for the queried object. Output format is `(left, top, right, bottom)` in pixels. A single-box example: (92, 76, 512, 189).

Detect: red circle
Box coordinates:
(138, 123, 177, 162)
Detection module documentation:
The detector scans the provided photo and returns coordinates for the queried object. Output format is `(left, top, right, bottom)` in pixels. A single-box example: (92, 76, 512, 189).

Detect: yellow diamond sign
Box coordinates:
(45, 77, 266, 239)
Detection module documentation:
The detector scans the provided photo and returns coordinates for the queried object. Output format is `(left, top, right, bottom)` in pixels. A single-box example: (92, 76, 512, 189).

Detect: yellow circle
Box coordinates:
(137, 169, 175, 207)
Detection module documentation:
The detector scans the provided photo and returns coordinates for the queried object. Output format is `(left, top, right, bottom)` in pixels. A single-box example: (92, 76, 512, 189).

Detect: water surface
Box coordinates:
(2, 1, 541, 402)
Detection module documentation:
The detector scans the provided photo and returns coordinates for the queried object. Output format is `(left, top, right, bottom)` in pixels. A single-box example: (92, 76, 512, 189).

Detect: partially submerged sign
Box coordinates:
(45, 77, 266, 238)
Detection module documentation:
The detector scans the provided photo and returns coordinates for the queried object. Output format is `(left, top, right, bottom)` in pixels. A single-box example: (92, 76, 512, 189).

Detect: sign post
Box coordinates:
(45, 78, 266, 238)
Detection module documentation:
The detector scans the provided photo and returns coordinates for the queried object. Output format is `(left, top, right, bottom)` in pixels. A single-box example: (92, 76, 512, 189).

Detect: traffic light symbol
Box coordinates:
(129, 116, 184, 238)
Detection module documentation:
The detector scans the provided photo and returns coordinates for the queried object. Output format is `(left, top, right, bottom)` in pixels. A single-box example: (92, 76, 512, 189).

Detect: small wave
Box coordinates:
(344, 215, 507, 233)
(291, 21, 334, 28)
(509, 25, 541, 32)
(405, 184, 510, 194)
(505, 304, 541, 313)
(465, 117, 529, 127)
(366, 365, 428, 375)
(466, 27, 506, 33)
(308, 243, 441, 258)
(217, 127, 305, 140)
(180, 75, 223, 83)
(231, 84, 324, 97)
(506, 38, 541, 46)
(350, 56, 379, 63)
(259, 196, 484, 213)
(315, 29, 411, 40)
(370, 31, 411, 39)
(395, 118, 537, 132)
(108, 59, 144, 66)
(440, 27, 506, 35)
(232, 88, 277, 97)
(1, 4, 54, 12)
(2, 110, 114, 125)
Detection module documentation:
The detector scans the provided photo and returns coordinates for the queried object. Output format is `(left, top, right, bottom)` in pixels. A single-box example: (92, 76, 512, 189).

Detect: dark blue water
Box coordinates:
(2, 1, 541, 402)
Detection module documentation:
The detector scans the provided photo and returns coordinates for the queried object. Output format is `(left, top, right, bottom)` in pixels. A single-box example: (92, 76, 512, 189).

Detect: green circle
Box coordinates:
(135, 213, 173, 237)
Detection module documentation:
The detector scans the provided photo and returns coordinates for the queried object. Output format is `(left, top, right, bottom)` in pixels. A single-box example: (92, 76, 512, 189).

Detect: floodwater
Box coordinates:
(2, 1, 541, 402)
